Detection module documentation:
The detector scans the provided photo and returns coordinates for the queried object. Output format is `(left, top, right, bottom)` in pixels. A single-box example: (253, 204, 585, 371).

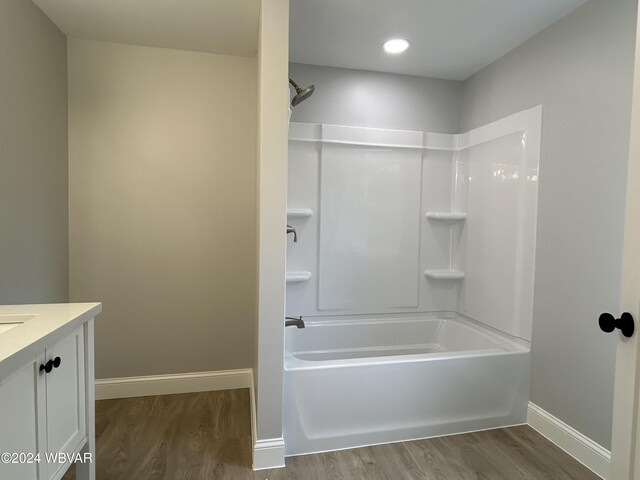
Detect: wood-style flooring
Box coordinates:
(63, 389, 600, 479)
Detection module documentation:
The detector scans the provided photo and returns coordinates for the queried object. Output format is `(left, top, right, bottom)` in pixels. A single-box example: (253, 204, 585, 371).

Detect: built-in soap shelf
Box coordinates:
(287, 208, 313, 218)
(424, 270, 465, 280)
(425, 212, 467, 221)
(286, 271, 312, 283)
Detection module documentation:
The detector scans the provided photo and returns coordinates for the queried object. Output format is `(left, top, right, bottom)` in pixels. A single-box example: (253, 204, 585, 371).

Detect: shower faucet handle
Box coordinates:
(286, 225, 298, 243)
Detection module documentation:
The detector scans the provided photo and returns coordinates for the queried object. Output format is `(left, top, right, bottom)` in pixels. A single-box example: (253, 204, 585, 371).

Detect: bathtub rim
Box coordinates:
(285, 312, 530, 370)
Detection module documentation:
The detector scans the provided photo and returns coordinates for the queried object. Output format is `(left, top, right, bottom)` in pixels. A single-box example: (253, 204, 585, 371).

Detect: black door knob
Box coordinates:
(599, 312, 635, 338)
(39, 359, 54, 374)
(52, 357, 61, 369)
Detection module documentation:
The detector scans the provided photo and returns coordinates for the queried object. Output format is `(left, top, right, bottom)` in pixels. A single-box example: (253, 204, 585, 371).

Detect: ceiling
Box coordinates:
(290, 0, 589, 81)
(32, 0, 260, 57)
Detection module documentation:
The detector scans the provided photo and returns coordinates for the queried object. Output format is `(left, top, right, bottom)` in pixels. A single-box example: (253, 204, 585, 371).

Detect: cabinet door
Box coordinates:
(45, 327, 86, 478)
(0, 355, 47, 480)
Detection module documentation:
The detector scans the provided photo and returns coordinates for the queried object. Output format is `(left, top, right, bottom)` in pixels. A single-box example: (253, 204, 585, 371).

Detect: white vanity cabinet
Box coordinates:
(0, 304, 100, 480)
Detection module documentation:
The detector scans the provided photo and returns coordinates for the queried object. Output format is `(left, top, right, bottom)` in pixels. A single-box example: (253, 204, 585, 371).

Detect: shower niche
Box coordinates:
(286, 106, 541, 341)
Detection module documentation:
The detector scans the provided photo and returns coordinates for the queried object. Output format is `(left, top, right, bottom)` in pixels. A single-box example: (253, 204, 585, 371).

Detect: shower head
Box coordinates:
(289, 78, 315, 107)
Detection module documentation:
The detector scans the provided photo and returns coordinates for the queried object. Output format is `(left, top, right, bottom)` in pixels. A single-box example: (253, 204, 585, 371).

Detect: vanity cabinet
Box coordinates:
(0, 305, 99, 480)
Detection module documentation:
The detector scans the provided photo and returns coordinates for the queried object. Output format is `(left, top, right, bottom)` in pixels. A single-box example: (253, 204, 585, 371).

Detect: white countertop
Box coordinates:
(0, 303, 102, 366)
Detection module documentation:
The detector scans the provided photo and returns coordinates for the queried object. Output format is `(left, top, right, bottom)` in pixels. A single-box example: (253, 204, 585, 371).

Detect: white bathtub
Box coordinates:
(283, 314, 531, 456)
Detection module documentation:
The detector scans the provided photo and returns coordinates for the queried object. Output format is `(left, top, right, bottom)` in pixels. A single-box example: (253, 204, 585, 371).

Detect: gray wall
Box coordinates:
(0, 0, 68, 304)
(289, 63, 462, 133)
(461, 0, 636, 449)
(68, 39, 258, 379)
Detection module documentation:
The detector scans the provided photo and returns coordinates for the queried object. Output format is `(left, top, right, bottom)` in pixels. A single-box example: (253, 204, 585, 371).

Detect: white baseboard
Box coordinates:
(253, 437, 286, 470)
(95, 368, 252, 400)
(527, 402, 610, 479)
(248, 372, 284, 470)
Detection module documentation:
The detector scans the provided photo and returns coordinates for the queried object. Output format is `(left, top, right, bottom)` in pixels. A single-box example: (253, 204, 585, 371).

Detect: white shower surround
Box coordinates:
(286, 106, 542, 340)
(284, 106, 542, 455)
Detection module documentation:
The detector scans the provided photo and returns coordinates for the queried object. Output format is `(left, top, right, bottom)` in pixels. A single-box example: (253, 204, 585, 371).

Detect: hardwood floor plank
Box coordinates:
(332, 446, 390, 480)
(369, 442, 425, 480)
(503, 426, 601, 480)
(404, 437, 470, 480)
(470, 431, 539, 480)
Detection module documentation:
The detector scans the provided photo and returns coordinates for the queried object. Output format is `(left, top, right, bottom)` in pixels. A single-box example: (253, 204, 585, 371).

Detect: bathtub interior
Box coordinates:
(285, 315, 529, 365)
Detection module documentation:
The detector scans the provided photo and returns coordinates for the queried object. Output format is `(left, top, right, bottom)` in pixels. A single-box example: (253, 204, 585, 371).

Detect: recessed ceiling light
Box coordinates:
(383, 38, 410, 54)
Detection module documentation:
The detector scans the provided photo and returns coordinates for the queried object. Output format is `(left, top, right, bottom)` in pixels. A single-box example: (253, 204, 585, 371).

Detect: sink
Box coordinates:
(0, 314, 36, 334)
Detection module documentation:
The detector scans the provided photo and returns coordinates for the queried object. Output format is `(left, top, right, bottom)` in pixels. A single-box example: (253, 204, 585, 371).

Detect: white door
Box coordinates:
(609, 4, 640, 479)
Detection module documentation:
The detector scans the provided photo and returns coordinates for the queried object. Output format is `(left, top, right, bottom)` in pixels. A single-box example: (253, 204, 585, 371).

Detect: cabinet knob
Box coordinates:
(39, 360, 54, 374)
(38, 357, 61, 374)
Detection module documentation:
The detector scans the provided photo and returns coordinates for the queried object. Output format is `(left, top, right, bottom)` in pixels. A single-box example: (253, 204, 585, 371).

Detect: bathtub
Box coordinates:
(283, 314, 531, 456)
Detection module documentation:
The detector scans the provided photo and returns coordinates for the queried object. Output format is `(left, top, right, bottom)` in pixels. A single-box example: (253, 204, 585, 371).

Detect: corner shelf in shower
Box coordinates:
(424, 270, 465, 280)
(425, 212, 467, 221)
(287, 208, 314, 218)
(286, 271, 312, 283)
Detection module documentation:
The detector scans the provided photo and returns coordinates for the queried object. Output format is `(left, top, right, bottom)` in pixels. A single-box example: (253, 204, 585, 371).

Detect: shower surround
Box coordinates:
(284, 106, 542, 455)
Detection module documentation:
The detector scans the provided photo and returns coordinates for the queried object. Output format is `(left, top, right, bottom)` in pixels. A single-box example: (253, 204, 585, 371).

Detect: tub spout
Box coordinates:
(285, 316, 305, 328)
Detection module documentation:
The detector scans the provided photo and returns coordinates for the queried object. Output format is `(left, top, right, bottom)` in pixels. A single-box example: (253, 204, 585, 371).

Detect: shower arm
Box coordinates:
(289, 79, 300, 89)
